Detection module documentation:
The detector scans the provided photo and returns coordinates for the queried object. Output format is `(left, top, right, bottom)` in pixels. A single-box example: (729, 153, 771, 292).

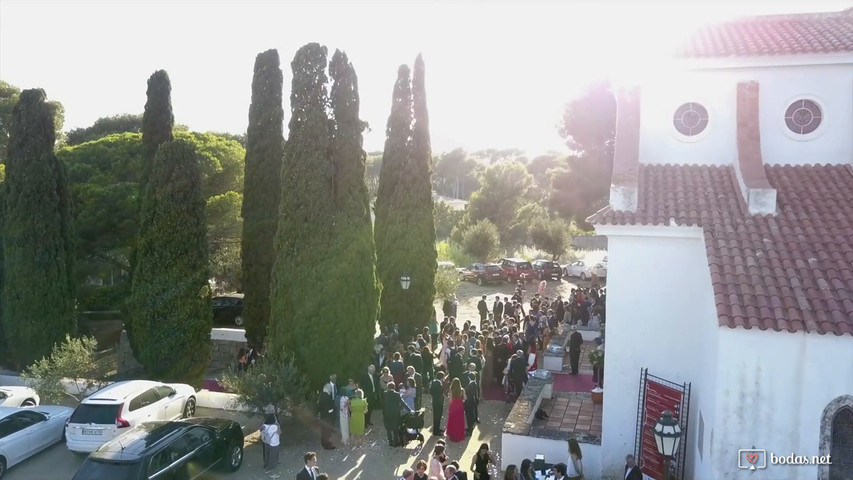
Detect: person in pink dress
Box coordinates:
(445, 378, 466, 442)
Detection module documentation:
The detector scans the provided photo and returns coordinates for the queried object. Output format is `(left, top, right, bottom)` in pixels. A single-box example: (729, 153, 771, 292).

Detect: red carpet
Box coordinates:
(552, 373, 596, 393)
(203, 379, 228, 392)
(482, 382, 509, 401)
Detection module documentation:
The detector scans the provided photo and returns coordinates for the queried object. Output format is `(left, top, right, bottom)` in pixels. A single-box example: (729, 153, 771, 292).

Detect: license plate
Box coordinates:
(492, 274, 499, 277)
(82, 428, 102, 435)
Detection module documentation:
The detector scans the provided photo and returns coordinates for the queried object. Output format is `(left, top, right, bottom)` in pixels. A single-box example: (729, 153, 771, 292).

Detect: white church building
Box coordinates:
(589, 8, 853, 480)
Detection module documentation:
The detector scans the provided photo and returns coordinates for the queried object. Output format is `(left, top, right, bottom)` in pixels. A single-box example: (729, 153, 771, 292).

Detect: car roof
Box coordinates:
(91, 418, 234, 460)
(503, 257, 530, 263)
(214, 293, 243, 298)
(83, 380, 165, 403)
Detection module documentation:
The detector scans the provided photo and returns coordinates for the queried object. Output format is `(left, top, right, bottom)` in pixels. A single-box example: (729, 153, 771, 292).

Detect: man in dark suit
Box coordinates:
(463, 370, 479, 434)
(492, 295, 503, 321)
(296, 452, 319, 480)
(625, 454, 643, 480)
(405, 344, 424, 378)
(508, 350, 528, 396)
(448, 347, 465, 382)
(477, 295, 488, 323)
(430, 371, 446, 435)
(568, 325, 583, 375)
(374, 347, 389, 371)
(318, 382, 337, 450)
(361, 364, 379, 426)
(382, 382, 411, 447)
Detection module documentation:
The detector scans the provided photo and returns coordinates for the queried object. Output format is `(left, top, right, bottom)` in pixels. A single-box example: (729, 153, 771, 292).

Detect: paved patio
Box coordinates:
(533, 391, 603, 437)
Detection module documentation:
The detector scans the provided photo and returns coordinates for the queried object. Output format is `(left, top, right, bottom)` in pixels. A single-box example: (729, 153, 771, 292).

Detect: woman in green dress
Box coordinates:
(349, 389, 367, 435)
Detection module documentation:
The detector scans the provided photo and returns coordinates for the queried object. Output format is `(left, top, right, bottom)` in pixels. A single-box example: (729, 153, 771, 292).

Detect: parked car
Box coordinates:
(71, 417, 244, 480)
(591, 262, 607, 278)
(0, 387, 39, 408)
(532, 259, 562, 281)
(458, 263, 504, 286)
(212, 294, 244, 327)
(0, 405, 74, 478)
(500, 258, 534, 283)
(562, 260, 591, 279)
(65, 380, 197, 454)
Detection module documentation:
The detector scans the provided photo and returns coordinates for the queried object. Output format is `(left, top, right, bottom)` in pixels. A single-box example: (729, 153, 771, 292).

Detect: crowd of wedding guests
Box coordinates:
(304, 280, 607, 479)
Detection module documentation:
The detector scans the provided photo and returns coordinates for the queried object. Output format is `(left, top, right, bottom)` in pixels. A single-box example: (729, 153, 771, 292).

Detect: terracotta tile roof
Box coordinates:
(590, 163, 853, 336)
(676, 9, 853, 58)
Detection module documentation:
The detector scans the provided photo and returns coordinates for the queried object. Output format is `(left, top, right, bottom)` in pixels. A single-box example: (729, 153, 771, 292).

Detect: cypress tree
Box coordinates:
(141, 70, 175, 188)
(241, 49, 284, 347)
(268, 43, 335, 388)
(326, 49, 380, 382)
(374, 58, 437, 337)
(129, 139, 211, 385)
(129, 70, 175, 355)
(2, 89, 76, 368)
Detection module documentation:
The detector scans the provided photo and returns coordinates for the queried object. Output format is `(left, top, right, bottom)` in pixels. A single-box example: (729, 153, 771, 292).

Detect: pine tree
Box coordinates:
(2, 89, 76, 368)
(374, 58, 437, 337)
(241, 49, 284, 347)
(129, 139, 212, 385)
(268, 43, 335, 388)
(326, 49, 380, 382)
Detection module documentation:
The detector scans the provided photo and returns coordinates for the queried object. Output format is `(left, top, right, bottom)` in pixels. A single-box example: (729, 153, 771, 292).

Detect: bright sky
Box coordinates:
(1, 0, 851, 156)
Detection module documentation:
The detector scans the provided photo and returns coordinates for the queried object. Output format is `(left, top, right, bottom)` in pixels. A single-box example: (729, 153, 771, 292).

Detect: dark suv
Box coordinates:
(500, 258, 534, 283)
(212, 294, 244, 327)
(532, 259, 562, 281)
(71, 418, 244, 480)
(459, 263, 504, 286)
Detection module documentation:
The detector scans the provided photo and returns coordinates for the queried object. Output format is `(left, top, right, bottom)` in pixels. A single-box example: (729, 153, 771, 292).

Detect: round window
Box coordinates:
(785, 99, 822, 135)
(673, 102, 709, 136)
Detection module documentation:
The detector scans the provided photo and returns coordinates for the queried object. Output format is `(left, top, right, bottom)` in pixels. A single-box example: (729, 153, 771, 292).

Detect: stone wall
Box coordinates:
(116, 329, 247, 377)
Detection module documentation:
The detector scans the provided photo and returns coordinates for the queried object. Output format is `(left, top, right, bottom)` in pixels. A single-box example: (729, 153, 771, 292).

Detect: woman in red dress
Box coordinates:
(446, 378, 466, 442)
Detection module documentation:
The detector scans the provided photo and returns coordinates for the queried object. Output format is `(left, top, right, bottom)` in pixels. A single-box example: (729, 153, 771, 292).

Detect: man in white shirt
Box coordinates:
(398, 468, 414, 480)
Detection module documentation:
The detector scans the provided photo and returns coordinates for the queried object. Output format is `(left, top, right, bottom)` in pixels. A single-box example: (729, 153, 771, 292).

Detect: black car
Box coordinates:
(71, 418, 244, 480)
(532, 259, 562, 281)
(459, 263, 504, 286)
(212, 294, 244, 327)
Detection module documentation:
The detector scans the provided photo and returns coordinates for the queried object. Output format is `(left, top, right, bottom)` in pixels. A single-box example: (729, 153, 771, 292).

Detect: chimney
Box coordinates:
(609, 86, 641, 212)
(735, 81, 777, 215)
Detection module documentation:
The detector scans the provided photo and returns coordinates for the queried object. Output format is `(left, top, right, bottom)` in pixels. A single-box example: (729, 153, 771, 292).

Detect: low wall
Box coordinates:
(117, 328, 247, 376)
(502, 433, 602, 478)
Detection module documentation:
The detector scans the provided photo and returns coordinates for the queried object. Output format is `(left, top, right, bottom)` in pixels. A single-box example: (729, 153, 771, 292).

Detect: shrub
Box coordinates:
(434, 267, 460, 302)
(436, 240, 473, 267)
(461, 219, 501, 262)
(22, 335, 109, 404)
(219, 353, 310, 416)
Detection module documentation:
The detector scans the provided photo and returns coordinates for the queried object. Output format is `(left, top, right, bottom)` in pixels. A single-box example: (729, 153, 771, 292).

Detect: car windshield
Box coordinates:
(70, 404, 121, 424)
(519, 262, 531, 269)
(72, 459, 143, 480)
(485, 265, 501, 273)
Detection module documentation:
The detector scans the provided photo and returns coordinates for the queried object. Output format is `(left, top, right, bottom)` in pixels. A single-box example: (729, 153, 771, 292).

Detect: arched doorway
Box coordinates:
(820, 396, 853, 480)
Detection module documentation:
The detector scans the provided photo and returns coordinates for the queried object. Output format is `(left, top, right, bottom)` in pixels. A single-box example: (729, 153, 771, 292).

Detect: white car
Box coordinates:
(563, 260, 592, 279)
(0, 405, 74, 477)
(0, 387, 39, 408)
(65, 380, 197, 454)
(591, 263, 607, 278)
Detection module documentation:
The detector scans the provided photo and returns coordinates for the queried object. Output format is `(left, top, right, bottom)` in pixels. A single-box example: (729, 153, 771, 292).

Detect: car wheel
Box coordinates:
(183, 397, 196, 418)
(234, 316, 244, 326)
(0, 456, 6, 479)
(476, 277, 484, 286)
(580, 272, 587, 280)
(225, 441, 243, 472)
(20, 398, 36, 407)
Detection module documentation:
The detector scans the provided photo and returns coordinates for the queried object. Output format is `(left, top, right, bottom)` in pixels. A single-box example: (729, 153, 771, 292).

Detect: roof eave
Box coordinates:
(674, 51, 853, 70)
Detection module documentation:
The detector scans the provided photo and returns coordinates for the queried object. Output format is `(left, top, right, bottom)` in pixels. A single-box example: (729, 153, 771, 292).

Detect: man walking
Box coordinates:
(382, 382, 411, 447)
(318, 377, 337, 450)
(568, 326, 583, 375)
(361, 364, 379, 426)
(463, 368, 479, 434)
(430, 371, 446, 435)
(492, 295, 503, 321)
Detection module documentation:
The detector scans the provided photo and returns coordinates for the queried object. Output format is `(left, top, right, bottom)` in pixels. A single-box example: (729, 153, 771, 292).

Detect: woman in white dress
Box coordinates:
(339, 394, 351, 446)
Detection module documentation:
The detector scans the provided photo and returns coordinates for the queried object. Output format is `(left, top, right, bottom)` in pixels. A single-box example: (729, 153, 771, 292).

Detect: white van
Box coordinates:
(65, 380, 197, 453)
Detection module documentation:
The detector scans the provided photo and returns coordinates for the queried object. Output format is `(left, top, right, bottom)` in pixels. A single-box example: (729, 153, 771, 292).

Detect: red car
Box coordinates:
(459, 263, 504, 286)
(500, 258, 534, 283)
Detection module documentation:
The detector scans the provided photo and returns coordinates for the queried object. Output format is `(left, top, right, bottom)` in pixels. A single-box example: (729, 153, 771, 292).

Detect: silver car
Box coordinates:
(0, 405, 74, 477)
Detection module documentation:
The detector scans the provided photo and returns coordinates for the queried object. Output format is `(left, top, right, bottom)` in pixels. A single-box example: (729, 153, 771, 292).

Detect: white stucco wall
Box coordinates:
(638, 62, 853, 166)
(594, 225, 720, 479)
(709, 327, 853, 480)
